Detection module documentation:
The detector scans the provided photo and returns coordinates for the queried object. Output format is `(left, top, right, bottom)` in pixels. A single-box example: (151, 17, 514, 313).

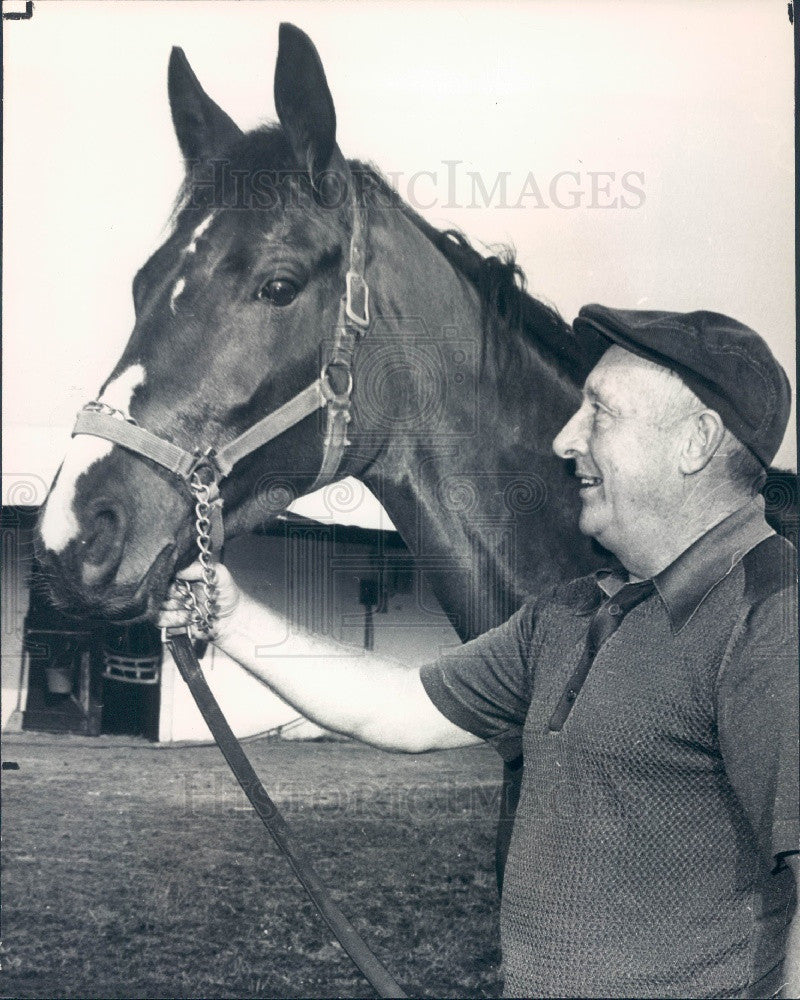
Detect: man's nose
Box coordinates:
(552, 409, 588, 459)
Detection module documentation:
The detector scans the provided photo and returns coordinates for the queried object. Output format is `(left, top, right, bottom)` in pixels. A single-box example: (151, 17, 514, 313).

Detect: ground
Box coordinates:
(0, 734, 503, 999)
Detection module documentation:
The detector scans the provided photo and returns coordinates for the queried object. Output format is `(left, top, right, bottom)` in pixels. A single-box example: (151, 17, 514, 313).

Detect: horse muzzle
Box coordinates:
(34, 526, 179, 624)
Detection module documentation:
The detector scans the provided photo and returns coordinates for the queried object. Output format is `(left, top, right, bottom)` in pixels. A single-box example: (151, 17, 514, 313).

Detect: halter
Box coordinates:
(72, 184, 370, 632)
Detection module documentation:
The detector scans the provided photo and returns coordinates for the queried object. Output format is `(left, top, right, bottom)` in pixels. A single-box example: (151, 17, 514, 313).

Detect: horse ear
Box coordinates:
(168, 47, 243, 164)
(274, 23, 346, 187)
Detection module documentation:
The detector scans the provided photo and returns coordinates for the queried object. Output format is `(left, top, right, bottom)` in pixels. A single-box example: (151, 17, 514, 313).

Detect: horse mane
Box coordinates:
(351, 162, 601, 385)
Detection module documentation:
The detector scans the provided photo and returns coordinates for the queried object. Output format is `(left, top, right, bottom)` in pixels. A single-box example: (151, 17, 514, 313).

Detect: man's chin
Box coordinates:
(578, 508, 605, 543)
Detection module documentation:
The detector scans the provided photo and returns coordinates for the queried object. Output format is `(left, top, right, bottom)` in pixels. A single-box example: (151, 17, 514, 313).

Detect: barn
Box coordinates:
(1, 484, 461, 743)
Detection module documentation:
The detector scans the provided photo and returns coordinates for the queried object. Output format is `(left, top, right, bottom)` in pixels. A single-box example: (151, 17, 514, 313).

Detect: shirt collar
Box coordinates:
(594, 495, 774, 632)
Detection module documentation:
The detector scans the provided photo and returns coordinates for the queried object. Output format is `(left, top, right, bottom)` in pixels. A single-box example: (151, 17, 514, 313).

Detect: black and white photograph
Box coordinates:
(2, 2, 797, 997)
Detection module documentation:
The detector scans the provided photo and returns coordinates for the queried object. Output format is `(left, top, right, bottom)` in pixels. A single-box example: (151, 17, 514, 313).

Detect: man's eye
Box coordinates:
(591, 401, 612, 419)
(257, 279, 299, 306)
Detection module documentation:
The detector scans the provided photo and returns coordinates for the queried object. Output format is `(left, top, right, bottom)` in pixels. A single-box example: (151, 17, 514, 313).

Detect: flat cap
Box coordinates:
(572, 304, 791, 468)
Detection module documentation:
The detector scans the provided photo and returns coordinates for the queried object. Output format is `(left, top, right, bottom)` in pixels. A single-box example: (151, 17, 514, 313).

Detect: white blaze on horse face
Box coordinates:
(98, 364, 146, 414)
(39, 364, 147, 554)
(170, 213, 215, 313)
(186, 213, 215, 254)
(170, 277, 186, 314)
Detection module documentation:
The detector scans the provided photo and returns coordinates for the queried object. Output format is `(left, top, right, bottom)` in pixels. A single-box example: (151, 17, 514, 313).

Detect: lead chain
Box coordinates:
(176, 472, 221, 637)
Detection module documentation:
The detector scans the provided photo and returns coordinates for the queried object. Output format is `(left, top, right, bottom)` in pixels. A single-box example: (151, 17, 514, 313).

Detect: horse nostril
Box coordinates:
(80, 500, 127, 587)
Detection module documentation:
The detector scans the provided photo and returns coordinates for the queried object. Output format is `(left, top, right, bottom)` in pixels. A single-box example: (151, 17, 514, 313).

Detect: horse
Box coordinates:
(35, 22, 623, 889)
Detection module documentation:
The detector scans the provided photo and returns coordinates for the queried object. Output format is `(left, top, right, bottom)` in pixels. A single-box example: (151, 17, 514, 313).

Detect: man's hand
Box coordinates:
(157, 560, 243, 643)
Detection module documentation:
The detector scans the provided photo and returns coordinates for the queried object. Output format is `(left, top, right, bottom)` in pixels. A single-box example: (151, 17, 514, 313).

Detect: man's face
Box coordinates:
(553, 347, 691, 567)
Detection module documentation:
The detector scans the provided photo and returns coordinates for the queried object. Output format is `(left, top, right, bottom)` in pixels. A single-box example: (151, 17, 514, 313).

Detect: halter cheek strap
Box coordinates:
(71, 185, 370, 555)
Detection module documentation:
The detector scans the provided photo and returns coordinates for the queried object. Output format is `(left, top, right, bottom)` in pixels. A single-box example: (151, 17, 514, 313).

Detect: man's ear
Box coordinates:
(679, 409, 726, 474)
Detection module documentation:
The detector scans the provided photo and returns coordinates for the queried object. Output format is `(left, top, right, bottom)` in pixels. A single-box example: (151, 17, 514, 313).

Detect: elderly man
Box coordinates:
(160, 307, 798, 998)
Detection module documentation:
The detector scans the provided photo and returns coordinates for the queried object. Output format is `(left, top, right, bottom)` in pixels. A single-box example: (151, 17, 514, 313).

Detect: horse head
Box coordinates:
(36, 25, 380, 619)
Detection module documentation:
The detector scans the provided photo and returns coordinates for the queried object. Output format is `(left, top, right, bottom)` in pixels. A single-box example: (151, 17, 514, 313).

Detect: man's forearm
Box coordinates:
(213, 592, 476, 754)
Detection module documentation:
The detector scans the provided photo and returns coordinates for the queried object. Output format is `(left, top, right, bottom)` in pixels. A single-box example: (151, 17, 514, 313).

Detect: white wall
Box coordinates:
(3, 0, 795, 523)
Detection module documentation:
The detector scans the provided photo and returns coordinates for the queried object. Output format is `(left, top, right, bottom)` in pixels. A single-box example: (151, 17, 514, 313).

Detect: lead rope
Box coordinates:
(164, 483, 407, 999)
(79, 180, 403, 995)
(166, 632, 407, 999)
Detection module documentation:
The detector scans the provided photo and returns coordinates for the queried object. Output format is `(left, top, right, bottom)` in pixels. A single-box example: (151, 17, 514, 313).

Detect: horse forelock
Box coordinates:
(169, 126, 349, 228)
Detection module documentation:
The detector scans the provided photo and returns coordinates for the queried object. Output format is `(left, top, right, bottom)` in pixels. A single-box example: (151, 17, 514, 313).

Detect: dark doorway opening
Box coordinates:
(22, 562, 161, 741)
(100, 623, 161, 738)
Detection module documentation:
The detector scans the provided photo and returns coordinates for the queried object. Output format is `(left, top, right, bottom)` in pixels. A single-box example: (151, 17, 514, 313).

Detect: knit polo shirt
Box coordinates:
(420, 497, 799, 998)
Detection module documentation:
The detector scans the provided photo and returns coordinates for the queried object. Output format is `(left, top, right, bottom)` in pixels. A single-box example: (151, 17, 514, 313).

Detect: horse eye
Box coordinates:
(257, 279, 299, 306)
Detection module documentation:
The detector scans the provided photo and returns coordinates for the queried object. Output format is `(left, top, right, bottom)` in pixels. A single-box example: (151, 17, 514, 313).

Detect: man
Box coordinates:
(160, 306, 799, 998)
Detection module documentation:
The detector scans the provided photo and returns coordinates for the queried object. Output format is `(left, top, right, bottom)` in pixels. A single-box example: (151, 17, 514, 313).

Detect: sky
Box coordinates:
(2, 0, 795, 523)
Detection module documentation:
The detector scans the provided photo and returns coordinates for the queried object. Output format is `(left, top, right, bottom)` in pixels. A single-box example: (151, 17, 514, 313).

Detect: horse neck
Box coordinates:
(355, 202, 601, 641)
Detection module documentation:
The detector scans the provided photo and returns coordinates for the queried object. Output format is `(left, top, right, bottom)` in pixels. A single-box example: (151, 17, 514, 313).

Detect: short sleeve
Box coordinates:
(420, 599, 539, 762)
(717, 586, 800, 867)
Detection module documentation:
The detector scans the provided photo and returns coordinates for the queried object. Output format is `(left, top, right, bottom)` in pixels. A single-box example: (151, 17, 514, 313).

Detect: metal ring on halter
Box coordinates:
(319, 361, 354, 405)
(187, 447, 223, 484)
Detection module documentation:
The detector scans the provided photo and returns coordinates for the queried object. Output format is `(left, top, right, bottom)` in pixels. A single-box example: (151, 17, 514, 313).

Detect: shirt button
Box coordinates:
(608, 603, 621, 615)
(566, 690, 577, 702)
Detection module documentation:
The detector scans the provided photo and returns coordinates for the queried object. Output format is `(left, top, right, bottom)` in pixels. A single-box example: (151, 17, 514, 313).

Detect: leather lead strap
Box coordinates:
(167, 632, 407, 999)
(71, 180, 388, 992)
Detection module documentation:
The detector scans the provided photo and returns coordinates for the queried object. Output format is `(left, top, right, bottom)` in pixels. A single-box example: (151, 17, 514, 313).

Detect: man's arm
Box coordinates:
(781, 854, 800, 999)
(216, 588, 482, 753)
(159, 564, 481, 754)
(716, 583, 799, 997)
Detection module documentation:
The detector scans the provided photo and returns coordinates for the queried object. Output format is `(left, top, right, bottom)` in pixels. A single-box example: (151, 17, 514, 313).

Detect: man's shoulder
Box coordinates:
(726, 535, 799, 659)
(527, 572, 601, 615)
(740, 533, 798, 607)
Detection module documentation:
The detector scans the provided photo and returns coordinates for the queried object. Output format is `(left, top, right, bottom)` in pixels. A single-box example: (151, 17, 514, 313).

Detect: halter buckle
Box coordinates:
(345, 271, 370, 329)
(161, 624, 191, 644)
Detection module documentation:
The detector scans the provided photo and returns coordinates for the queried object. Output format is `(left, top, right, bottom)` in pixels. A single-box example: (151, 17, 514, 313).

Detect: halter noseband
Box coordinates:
(71, 184, 370, 557)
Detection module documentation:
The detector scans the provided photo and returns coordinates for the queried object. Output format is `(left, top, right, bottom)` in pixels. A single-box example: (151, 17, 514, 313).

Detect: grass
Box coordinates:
(1, 735, 503, 998)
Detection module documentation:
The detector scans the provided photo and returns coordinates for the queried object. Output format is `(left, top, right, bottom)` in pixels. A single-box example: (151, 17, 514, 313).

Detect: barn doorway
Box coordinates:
(21, 562, 161, 741)
(99, 622, 161, 738)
